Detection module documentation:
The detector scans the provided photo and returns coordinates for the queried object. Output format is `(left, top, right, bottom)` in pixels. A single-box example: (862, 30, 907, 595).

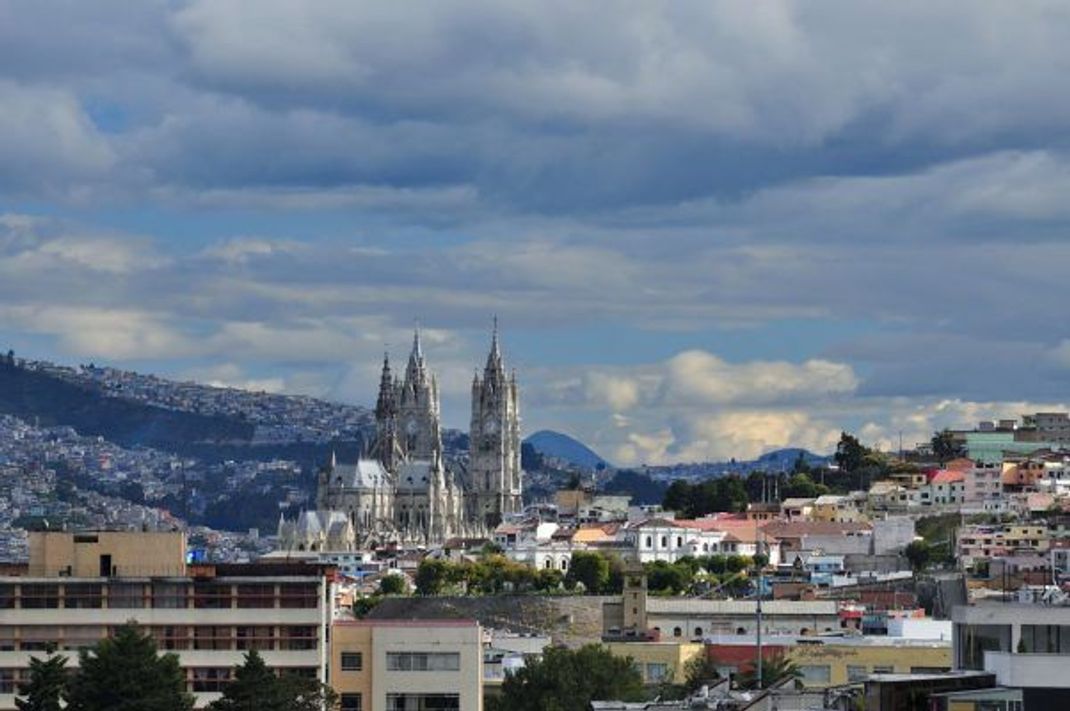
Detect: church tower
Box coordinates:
(469, 320, 523, 527)
(369, 352, 403, 472)
(397, 329, 443, 466)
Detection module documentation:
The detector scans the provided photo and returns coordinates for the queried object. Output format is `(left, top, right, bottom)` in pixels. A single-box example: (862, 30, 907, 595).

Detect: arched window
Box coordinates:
(694, 627, 703, 637)
(545, 559, 552, 569)
(645, 536, 653, 549)
(561, 559, 568, 570)
(736, 627, 746, 635)
(673, 627, 682, 638)
(661, 536, 668, 547)
(676, 536, 683, 547)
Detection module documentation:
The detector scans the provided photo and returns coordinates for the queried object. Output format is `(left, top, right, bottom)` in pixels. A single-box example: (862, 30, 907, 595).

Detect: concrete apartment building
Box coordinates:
(330, 619, 483, 711)
(0, 531, 331, 709)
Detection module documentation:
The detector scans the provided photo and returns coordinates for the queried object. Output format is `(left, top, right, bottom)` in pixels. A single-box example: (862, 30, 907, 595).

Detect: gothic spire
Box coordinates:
(376, 351, 396, 419)
(485, 316, 504, 376)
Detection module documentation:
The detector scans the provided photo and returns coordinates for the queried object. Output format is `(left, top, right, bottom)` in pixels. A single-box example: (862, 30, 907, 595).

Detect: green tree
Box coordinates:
(16, 648, 67, 711)
(414, 558, 453, 595)
(378, 573, 406, 596)
(931, 429, 962, 463)
(565, 552, 610, 593)
(682, 653, 721, 694)
(209, 650, 338, 711)
(66, 623, 193, 711)
(904, 540, 932, 572)
(736, 651, 802, 690)
(488, 644, 644, 711)
(834, 432, 867, 473)
(534, 568, 564, 592)
(644, 561, 693, 595)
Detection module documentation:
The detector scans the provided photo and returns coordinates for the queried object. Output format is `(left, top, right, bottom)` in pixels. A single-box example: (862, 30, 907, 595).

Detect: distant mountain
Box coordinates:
(524, 430, 609, 470)
(752, 447, 830, 470)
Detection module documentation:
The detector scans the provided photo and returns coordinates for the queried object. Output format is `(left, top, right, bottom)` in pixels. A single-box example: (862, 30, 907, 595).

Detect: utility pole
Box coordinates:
(756, 535, 764, 689)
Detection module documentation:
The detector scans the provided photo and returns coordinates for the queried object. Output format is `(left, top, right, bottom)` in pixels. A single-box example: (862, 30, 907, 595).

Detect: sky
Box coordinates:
(2, 1, 1070, 466)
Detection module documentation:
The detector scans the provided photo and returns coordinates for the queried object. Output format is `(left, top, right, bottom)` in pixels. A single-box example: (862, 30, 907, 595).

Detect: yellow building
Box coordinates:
(787, 639, 952, 687)
(331, 619, 483, 711)
(605, 641, 705, 686)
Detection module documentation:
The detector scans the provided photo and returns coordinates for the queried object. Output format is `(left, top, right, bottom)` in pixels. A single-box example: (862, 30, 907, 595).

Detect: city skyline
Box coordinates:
(2, 2, 1070, 464)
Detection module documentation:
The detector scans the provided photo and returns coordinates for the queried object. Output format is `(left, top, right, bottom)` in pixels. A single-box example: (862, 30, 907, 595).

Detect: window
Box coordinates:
(385, 694, 459, 711)
(152, 582, 187, 609)
(191, 667, 230, 692)
(107, 583, 144, 609)
(846, 665, 867, 682)
(871, 665, 894, 673)
(236, 584, 275, 609)
(341, 652, 363, 671)
(660, 536, 668, 547)
(672, 627, 682, 638)
(193, 626, 231, 651)
(694, 627, 703, 638)
(193, 583, 232, 609)
(645, 536, 652, 549)
(676, 536, 683, 547)
(21, 584, 59, 609)
(386, 652, 460, 672)
(236, 626, 274, 651)
(798, 665, 831, 684)
(0, 586, 15, 610)
(279, 583, 318, 609)
(341, 694, 363, 711)
(281, 626, 317, 651)
(645, 663, 669, 682)
(64, 583, 102, 609)
(0, 669, 14, 694)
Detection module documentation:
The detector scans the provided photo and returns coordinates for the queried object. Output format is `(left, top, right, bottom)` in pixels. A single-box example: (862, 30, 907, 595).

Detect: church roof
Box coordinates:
(396, 460, 435, 491)
(332, 459, 391, 489)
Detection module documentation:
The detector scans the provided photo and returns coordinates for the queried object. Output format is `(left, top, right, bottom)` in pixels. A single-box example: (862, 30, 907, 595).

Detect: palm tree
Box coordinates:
(736, 651, 802, 690)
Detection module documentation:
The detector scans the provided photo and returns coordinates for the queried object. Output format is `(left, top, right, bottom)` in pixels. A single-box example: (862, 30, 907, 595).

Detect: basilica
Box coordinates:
(279, 325, 523, 550)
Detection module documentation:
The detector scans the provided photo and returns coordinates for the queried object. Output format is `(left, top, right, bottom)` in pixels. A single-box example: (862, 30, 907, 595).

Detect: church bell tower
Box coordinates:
(469, 319, 523, 527)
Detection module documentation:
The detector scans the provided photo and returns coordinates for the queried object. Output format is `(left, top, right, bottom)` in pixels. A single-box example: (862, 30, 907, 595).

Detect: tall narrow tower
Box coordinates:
(397, 329, 443, 466)
(469, 320, 523, 527)
(370, 352, 403, 472)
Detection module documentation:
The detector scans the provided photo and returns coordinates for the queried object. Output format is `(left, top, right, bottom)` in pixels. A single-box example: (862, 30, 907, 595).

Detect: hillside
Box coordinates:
(524, 430, 609, 470)
(0, 359, 254, 449)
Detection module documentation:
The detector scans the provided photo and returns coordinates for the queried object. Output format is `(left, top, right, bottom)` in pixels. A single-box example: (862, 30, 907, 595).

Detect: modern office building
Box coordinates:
(0, 530, 332, 709)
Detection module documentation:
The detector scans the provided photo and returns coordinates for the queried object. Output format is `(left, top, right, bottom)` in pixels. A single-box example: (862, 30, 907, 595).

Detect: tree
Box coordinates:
(208, 650, 338, 711)
(414, 558, 452, 595)
(66, 623, 193, 711)
(16, 648, 67, 711)
(534, 568, 564, 592)
(736, 651, 801, 690)
(378, 573, 406, 596)
(565, 552, 609, 593)
(834, 432, 866, 473)
(488, 644, 644, 711)
(644, 561, 693, 595)
(931, 429, 962, 463)
(682, 653, 721, 694)
(904, 540, 932, 573)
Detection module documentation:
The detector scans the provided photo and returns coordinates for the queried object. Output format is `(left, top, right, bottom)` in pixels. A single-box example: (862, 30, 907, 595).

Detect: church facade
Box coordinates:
(283, 325, 523, 550)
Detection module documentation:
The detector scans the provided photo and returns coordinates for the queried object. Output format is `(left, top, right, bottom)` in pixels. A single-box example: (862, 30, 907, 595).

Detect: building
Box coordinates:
(0, 531, 331, 710)
(952, 602, 1070, 707)
(298, 326, 523, 548)
(604, 641, 704, 685)
(604, 573, 842, 641)
(701, 633, 951, 687)
(329, 619, 483, 711)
